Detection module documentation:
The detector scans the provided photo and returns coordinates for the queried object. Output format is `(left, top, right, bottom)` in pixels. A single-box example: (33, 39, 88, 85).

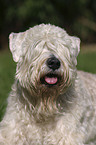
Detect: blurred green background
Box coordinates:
(0, 0, 96, 48)
(0, 0, 96, 120)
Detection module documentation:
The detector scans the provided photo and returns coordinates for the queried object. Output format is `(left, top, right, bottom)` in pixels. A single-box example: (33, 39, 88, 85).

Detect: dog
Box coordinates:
(0, 24, 96, 145)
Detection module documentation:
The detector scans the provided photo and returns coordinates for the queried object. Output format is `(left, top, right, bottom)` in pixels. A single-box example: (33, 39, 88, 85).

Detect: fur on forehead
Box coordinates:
(9, 24, 80, 64)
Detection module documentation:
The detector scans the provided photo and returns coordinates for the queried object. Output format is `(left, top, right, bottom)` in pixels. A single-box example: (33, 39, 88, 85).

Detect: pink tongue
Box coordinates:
(45, 76, 57, 84)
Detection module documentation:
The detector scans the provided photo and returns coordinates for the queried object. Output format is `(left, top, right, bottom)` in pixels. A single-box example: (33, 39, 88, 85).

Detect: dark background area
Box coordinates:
(0, 0, 96, 50)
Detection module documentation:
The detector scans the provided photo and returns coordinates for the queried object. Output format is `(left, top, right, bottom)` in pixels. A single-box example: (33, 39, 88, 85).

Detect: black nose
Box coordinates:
(47, 56, 60, 71)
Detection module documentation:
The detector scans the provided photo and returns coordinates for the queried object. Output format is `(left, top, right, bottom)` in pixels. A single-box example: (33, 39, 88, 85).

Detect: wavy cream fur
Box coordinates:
(0, 24, 96, 145)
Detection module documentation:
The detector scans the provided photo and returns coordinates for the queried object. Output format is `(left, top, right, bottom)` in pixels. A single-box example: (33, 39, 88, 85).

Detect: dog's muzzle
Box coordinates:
(40, 56, 61, 86)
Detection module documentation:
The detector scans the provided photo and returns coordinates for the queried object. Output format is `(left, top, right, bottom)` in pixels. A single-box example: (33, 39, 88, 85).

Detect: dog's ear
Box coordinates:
(69, 36, 80, 65)
(9, 32, 25, 62)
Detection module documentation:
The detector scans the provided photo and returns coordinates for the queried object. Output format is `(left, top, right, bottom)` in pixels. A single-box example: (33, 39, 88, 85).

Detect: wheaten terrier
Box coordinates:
(0, 24, 96, 145)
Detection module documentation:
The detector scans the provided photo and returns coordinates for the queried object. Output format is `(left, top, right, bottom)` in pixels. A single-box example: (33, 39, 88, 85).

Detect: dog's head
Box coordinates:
(9, 24, 80, 113)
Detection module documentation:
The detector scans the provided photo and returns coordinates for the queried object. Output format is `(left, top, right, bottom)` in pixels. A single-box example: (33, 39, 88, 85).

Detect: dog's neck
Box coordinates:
(16, 80, 77, 122)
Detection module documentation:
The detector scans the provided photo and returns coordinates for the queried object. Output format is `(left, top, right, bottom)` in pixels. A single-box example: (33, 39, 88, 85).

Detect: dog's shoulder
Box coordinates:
(77, 70, 96, 81)
(77, 70, 96, 97)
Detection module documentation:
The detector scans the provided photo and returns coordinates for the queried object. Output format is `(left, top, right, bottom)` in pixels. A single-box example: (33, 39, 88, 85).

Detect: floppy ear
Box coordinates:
(9, 32, 26, 62)
(69, 36, 80, 65)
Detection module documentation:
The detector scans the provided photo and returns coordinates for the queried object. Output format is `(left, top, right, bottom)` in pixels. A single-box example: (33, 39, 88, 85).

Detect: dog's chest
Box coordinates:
(20, 115, 81, 145)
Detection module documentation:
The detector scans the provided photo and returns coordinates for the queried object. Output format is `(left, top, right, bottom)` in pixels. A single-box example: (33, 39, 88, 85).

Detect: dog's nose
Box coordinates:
(47, 56, 60, 70)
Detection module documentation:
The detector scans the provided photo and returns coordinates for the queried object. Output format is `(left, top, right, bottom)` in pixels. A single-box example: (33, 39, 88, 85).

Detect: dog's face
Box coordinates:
(9, 24, 80, 99)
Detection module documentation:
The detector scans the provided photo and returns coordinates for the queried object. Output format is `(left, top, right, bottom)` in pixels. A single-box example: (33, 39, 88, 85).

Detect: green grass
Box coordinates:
(0, 49, 96, 121)
(77, 49, 96, 73)
(0, 50, 16, 121)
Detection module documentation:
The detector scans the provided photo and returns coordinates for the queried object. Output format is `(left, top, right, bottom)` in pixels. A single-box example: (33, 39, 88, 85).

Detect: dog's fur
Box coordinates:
(0, 24, 96, 145)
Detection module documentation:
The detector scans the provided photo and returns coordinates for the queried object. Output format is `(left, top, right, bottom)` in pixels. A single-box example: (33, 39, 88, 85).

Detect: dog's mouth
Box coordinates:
(40, 73, 61, 86)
